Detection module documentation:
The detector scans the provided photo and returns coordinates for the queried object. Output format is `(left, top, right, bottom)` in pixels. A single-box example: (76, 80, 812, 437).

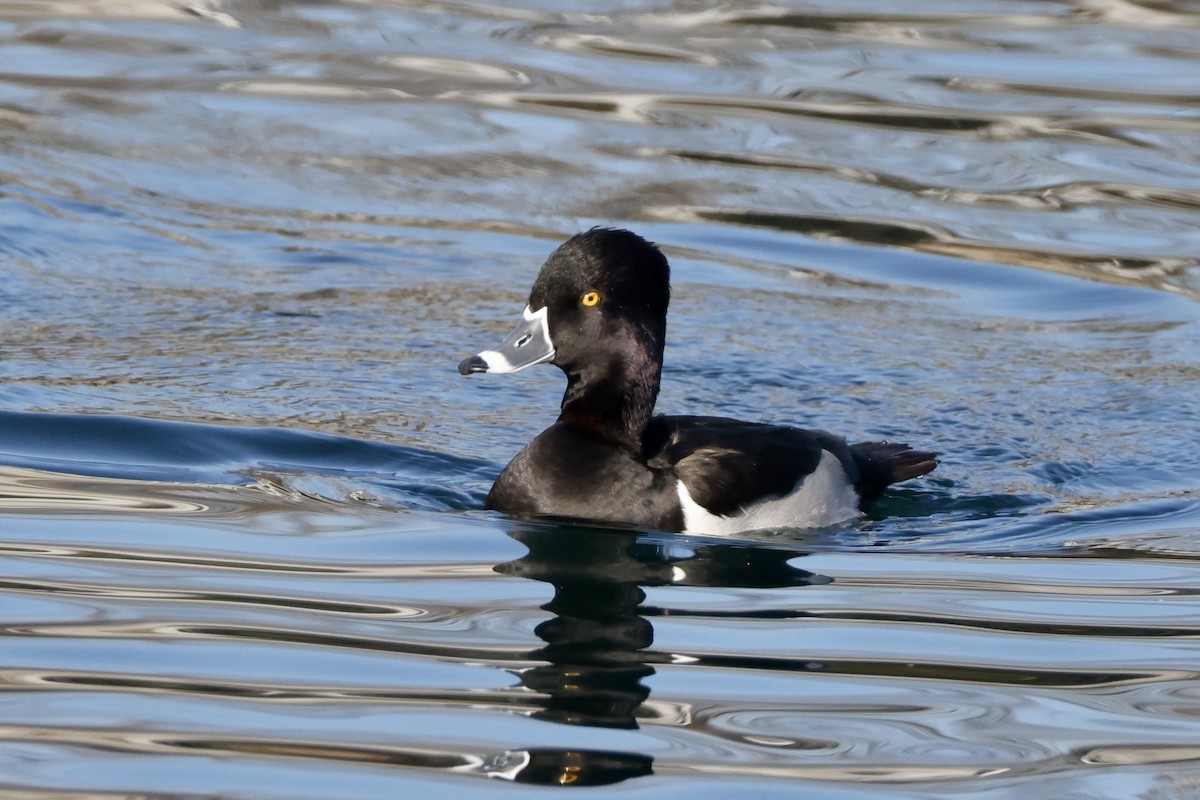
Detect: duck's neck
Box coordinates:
(558, 344, 661, 450)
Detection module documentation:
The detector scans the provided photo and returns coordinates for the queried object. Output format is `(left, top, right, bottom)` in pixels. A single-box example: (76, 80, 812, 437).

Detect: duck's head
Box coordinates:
(459, 228, 671, 379)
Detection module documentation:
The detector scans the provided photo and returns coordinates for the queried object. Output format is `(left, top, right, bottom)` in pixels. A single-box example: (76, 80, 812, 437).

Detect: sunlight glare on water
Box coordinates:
(1, 0, 1200, 796)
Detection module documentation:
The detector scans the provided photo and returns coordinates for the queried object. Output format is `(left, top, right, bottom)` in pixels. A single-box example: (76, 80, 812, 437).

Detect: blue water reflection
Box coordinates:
(3, 0, 1200, 796)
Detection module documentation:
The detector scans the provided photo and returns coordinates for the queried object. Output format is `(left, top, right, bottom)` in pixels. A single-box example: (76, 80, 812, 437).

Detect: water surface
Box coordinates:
(2, 0, 1200, 797)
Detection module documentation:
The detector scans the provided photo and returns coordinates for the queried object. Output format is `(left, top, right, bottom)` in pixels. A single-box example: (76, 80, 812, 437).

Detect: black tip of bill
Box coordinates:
(458, 355, 489, 376)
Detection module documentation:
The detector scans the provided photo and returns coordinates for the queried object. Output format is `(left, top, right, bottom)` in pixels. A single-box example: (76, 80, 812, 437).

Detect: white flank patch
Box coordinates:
(677, 450, 860, 535)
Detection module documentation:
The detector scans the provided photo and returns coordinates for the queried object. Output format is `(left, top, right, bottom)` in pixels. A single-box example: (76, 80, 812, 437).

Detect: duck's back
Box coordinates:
(644, 415, 936, 534)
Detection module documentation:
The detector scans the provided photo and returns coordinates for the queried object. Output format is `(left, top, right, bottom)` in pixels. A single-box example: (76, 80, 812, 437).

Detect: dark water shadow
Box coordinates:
(477, 522, 825, 786)
(490, 522, 826, 784)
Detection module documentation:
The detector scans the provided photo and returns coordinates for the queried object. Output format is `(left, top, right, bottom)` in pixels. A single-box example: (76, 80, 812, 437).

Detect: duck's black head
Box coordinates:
(530, 228, 670, 374)
(460, 228, 671, 445)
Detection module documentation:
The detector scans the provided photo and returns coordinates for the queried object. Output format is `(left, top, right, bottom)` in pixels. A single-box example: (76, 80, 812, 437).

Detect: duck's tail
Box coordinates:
(849, 441, 938, 509)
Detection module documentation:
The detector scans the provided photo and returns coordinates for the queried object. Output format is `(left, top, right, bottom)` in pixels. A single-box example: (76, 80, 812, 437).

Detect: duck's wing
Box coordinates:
(644, 416, 937, 521)
(643, 415, 853, 517)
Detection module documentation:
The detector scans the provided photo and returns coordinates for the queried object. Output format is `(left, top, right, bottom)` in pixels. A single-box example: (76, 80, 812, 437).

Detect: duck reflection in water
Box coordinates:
(495, 524, 829, 734)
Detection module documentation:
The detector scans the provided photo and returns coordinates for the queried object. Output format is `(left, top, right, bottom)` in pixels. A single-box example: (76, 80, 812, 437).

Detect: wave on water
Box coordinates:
(0, 410, 495, 512)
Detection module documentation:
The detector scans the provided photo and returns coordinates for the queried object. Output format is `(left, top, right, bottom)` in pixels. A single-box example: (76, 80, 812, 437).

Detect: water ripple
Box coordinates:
(4, 0, 1200, 796)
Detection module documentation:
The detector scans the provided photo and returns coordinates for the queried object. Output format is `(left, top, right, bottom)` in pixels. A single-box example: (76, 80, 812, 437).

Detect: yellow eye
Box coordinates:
(581, 290, 601, 307)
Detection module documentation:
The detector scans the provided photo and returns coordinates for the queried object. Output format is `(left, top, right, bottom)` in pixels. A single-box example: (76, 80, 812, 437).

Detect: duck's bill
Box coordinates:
(459, 305, 555, 376)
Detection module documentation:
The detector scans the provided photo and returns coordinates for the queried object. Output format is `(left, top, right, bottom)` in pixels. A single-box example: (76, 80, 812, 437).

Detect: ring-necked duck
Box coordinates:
(459, 228, 936, 534)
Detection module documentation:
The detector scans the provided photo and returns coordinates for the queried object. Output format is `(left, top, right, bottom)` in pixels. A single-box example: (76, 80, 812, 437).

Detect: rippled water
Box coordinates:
(2, 0, 1200, 796)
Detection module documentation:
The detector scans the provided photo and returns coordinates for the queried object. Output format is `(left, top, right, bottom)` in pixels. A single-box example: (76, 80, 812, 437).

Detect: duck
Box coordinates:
(458, 228, 936, 535)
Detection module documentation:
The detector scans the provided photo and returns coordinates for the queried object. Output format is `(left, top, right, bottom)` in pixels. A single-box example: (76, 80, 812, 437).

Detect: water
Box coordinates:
(2, 0, 1200, 796)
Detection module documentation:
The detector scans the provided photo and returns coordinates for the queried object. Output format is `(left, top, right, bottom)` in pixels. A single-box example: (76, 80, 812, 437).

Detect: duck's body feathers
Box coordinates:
(486, 422, 683, 531)
(644, 415, 844, 514)
(486, 413, 936, 534)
